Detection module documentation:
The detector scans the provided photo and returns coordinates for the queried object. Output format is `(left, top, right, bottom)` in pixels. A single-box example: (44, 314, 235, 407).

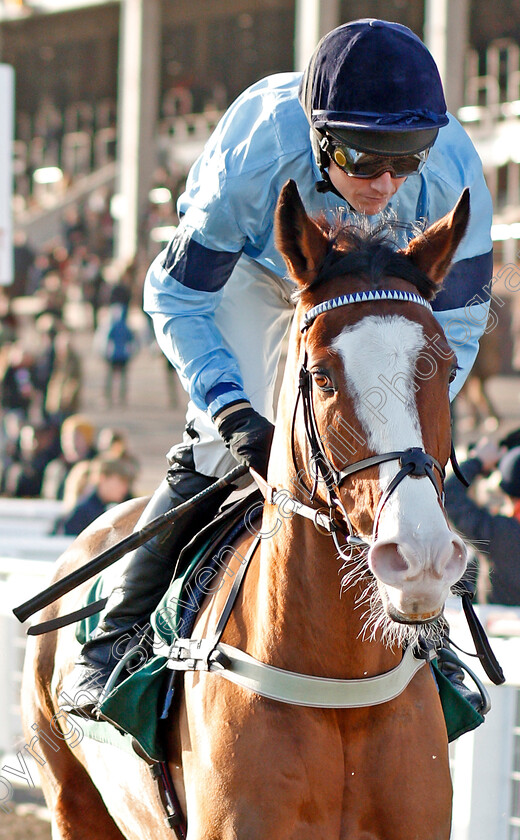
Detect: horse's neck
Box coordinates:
(241, 504, 399, 680)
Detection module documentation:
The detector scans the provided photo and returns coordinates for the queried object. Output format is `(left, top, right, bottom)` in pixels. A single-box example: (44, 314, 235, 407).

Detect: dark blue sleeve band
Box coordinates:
(432, 249, 493, 312)
(205, 382, 244, 406)
(162, 228, 242, 292)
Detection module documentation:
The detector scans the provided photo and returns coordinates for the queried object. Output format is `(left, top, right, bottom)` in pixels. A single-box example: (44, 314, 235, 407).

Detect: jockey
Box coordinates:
(66, 19, 493, 714)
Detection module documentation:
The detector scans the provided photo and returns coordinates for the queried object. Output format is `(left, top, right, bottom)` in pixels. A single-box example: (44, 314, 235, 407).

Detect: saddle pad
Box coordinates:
(79, 490, 263, 761)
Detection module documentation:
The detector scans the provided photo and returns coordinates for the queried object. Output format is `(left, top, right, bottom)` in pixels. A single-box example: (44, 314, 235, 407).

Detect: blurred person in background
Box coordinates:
(43, 328, 83, 423)
(96, 303, 139, 406)
(0, 343, 37, 425)
(1, 420, 60, 497)
(66, 19, 493, 712)
(41, 413, 96, 500)
(108, 262, 134, 314)
(0, 292, 18, 348)
(52, 455, 137, 536)
(96, 425, 140, 474)
(12, 229, 36, 297)
(79, 251, 107, 330)
(445, 434, 520, 606)
(60, 458, 94, 512)
(32, 313, 60, 410)
(36, 271, 66, 322)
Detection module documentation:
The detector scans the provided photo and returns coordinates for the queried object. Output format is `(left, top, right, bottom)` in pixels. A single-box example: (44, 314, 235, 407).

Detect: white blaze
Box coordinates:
(333, 314, 426, 504)
(333, 314, 466, 618)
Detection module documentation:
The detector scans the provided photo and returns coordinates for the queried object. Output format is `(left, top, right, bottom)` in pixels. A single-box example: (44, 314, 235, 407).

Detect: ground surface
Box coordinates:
(0, 807, 51, 839)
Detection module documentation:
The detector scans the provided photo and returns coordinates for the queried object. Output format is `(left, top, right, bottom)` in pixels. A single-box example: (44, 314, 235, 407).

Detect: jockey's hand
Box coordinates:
(215, 402, 274, 477)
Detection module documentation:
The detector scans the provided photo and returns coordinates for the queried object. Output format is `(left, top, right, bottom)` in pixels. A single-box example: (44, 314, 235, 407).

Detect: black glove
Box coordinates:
(215, 403, 274, 477)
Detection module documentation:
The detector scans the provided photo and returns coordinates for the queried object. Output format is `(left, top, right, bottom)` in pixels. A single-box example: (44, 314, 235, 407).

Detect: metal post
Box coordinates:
(294, 0, 340, 71)
(114, 0, 160, 264)
(424, 0, 470, 116)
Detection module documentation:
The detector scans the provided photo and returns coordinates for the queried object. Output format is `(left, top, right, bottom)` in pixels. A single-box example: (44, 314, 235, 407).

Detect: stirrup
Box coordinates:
(97, 643, 152, 706)
(439, 647, 491, 716)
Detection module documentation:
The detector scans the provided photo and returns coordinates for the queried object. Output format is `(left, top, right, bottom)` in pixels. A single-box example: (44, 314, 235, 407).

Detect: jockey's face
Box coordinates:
(328, 160, 407, 215)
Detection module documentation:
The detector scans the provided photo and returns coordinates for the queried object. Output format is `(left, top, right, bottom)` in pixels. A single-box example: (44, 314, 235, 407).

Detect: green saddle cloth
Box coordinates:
(76, 493, 260, 761)
(74, 502, 484, 760)
(432, 661, 485, 742)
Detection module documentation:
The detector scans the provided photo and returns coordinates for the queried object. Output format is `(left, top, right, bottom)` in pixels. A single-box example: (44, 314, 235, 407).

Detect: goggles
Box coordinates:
(321, 135, 430, 179)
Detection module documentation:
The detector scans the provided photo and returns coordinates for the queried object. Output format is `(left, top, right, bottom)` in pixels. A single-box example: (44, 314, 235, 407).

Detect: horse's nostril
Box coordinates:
(444, 536, 468, 580)
(369, 541, 411, 585)
(369, 533, 468, 589)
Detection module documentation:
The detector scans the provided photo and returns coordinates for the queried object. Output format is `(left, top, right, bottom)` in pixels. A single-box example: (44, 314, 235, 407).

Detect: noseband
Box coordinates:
(291, 289, 449, 557)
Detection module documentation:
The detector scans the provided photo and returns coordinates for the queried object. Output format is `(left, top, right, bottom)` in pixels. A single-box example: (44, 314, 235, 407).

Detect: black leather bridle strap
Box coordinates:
(336, 451, 415, 485)
(372, 449, 444, 540)
(450, 441, 470, 487)
(299, 363, 337, 494)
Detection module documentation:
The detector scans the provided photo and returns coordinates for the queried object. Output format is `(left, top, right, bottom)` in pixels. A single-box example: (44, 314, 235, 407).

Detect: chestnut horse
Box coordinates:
(21, 181, 470, 840)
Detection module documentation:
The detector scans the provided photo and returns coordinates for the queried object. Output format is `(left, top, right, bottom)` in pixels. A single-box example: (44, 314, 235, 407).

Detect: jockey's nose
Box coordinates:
(368, 171, 395, 193)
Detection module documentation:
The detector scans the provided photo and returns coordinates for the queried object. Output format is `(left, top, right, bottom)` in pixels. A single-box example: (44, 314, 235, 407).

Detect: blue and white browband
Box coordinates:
(301, 289, 433, 331)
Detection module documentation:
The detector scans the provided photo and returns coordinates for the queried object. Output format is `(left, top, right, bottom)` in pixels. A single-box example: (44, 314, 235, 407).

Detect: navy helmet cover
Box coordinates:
(299, 19, 449, 135)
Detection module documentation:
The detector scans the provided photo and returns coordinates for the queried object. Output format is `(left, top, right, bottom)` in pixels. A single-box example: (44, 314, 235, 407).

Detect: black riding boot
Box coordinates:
(437, 643, 487, 714)
(62, 467, 233, 715)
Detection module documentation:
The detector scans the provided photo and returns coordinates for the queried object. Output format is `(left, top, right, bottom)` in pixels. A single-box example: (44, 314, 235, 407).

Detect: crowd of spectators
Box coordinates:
(0, 196, 144, 535)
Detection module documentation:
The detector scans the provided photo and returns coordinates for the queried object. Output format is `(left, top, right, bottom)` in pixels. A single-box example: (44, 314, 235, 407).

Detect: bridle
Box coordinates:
(276, 288, 456, 559)
(295, 355, 445, 559)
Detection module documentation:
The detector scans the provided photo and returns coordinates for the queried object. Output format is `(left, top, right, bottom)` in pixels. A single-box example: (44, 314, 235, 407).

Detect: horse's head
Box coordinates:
(274, 179, 469, 630)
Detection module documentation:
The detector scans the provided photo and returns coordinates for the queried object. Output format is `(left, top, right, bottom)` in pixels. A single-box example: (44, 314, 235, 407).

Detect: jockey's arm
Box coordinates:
(143, 75, 308, 420)
(428, 119, 494, 400)
(433, 251, 493, 401)
(143, 232, 248, 418)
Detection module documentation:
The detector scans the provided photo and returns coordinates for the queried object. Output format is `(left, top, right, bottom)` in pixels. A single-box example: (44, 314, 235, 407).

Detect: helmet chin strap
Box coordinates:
(311, 127, 346, 200)
(315, 163, 350, 202)
(314, 136, 343, 199)
(316, 173, 343, 199)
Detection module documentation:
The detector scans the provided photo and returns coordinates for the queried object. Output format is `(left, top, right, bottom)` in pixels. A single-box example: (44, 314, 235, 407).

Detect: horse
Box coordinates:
(21, 179, 471, 840)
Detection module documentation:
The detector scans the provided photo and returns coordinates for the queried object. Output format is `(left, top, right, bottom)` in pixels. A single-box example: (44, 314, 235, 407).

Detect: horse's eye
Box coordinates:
(449, 364, 460, 384)
(312, 371, 334, 392)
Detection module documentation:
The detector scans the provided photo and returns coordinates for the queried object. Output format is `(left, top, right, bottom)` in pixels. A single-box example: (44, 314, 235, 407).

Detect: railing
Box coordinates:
(0, 497, 73, 756)
(447, 599, 520, 840)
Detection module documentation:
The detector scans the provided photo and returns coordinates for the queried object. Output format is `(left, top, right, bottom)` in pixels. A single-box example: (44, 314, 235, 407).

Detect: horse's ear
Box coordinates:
(275, 180, 329, 287)
(402, 188, 470, 285)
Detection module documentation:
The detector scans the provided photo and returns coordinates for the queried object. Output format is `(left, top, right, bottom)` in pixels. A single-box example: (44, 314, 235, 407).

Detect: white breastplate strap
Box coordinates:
(250, 468, 334, 532)
(168, 639, 425, 708)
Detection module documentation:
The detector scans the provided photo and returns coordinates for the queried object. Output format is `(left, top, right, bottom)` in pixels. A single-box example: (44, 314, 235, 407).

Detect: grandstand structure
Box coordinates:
(1, 0, 519, 261)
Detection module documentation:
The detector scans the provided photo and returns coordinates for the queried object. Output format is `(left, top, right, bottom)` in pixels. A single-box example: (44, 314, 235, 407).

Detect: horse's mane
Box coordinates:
(295, 220, 438, 302)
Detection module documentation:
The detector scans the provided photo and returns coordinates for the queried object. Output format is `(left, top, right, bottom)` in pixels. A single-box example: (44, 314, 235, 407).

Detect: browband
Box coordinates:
(301, 289, 433, 332)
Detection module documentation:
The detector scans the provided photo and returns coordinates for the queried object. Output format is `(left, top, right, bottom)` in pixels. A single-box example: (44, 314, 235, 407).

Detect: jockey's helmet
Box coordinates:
(299, 19, 448, 187)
